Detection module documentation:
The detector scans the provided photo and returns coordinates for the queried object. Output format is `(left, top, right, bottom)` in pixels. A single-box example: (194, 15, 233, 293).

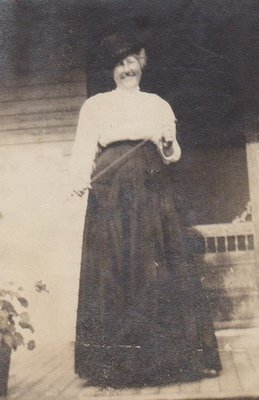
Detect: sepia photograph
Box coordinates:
(0, 1, 259, 399)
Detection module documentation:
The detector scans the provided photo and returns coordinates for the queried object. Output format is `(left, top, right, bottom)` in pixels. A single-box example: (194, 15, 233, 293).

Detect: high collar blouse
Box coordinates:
(70, 87, 178, 191)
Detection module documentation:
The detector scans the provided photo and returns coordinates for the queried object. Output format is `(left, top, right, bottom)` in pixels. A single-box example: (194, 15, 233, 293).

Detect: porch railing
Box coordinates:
(187, 221, 258, 328)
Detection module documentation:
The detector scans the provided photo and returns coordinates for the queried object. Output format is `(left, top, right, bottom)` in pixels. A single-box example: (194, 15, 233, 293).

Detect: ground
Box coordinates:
(5, 327, 259, 400)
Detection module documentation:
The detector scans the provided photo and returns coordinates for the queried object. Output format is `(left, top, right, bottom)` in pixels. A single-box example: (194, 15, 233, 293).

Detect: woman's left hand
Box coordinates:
(161, 124, 176, 143)
(154, 137, 181, 164)
(160, 137, 174, 157)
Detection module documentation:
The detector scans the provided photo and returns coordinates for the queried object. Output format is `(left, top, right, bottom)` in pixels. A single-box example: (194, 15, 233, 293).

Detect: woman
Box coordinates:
(71, 35, 222, 387)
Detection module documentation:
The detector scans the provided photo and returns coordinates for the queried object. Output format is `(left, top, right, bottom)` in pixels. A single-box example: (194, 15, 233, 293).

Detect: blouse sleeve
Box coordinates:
(70, 98, 100, 192)
(159, 99, 177, 141)
(154, 97, 181, 163)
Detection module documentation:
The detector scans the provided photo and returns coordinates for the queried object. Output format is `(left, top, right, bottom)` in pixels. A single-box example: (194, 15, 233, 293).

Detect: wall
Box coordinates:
(0, 70, 87, 344)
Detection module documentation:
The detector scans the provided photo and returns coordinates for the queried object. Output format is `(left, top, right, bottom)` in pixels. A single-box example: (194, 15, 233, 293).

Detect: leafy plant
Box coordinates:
(0, 284, 36, 351)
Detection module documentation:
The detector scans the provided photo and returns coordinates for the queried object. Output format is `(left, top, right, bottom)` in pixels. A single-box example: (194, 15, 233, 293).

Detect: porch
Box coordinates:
(6, 327, 259, 400)
(1, 73, 259, 400)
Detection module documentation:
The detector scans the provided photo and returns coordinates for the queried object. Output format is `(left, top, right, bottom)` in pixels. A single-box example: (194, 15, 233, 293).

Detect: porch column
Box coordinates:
(246, 129, 259, 287)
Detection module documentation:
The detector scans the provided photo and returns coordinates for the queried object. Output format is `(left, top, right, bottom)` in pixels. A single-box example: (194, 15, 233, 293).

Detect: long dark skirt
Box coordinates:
(75, 140, 222, 387)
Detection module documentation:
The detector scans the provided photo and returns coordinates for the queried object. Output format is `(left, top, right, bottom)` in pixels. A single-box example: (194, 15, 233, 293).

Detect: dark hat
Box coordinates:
(97, 32, 146, 70)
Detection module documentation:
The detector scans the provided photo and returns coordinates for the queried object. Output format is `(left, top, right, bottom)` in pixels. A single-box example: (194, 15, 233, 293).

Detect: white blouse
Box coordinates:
(70, 87, 180, 191)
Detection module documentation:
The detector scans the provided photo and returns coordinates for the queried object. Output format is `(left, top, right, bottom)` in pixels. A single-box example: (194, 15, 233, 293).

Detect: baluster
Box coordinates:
(245, 234, 249, 251)
(215, 236, 218, 253)
(234, 235, 237, 251)
(205, 237, 208, 253)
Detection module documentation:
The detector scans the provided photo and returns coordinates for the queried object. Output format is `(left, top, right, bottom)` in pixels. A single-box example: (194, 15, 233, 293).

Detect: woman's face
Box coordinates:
(113, 55, 142, 90)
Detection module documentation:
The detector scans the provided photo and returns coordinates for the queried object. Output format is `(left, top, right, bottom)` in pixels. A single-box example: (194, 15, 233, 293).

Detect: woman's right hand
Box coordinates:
(71, 189, 87, 198)
(70, 183, 92, 198)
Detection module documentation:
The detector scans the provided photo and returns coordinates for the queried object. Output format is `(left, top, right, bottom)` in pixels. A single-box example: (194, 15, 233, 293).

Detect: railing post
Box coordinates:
(246, 128, 259, 289)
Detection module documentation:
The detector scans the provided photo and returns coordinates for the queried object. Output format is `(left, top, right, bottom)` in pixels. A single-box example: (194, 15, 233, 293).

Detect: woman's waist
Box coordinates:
(93, 140, 163, 180)
(100, 139, 144, 151)
(98, 130, 156, 148)
(98, 139, 159, 159)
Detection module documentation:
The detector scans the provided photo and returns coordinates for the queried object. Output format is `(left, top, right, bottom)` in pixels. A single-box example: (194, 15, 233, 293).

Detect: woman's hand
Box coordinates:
(161, 137, 174, 157)
(71, 189, 87, 198)
(154, 137, 181, 164)
(155, 123, 180, 163)
(161, 124, 176, 143)
(70, 183, 92, 198)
